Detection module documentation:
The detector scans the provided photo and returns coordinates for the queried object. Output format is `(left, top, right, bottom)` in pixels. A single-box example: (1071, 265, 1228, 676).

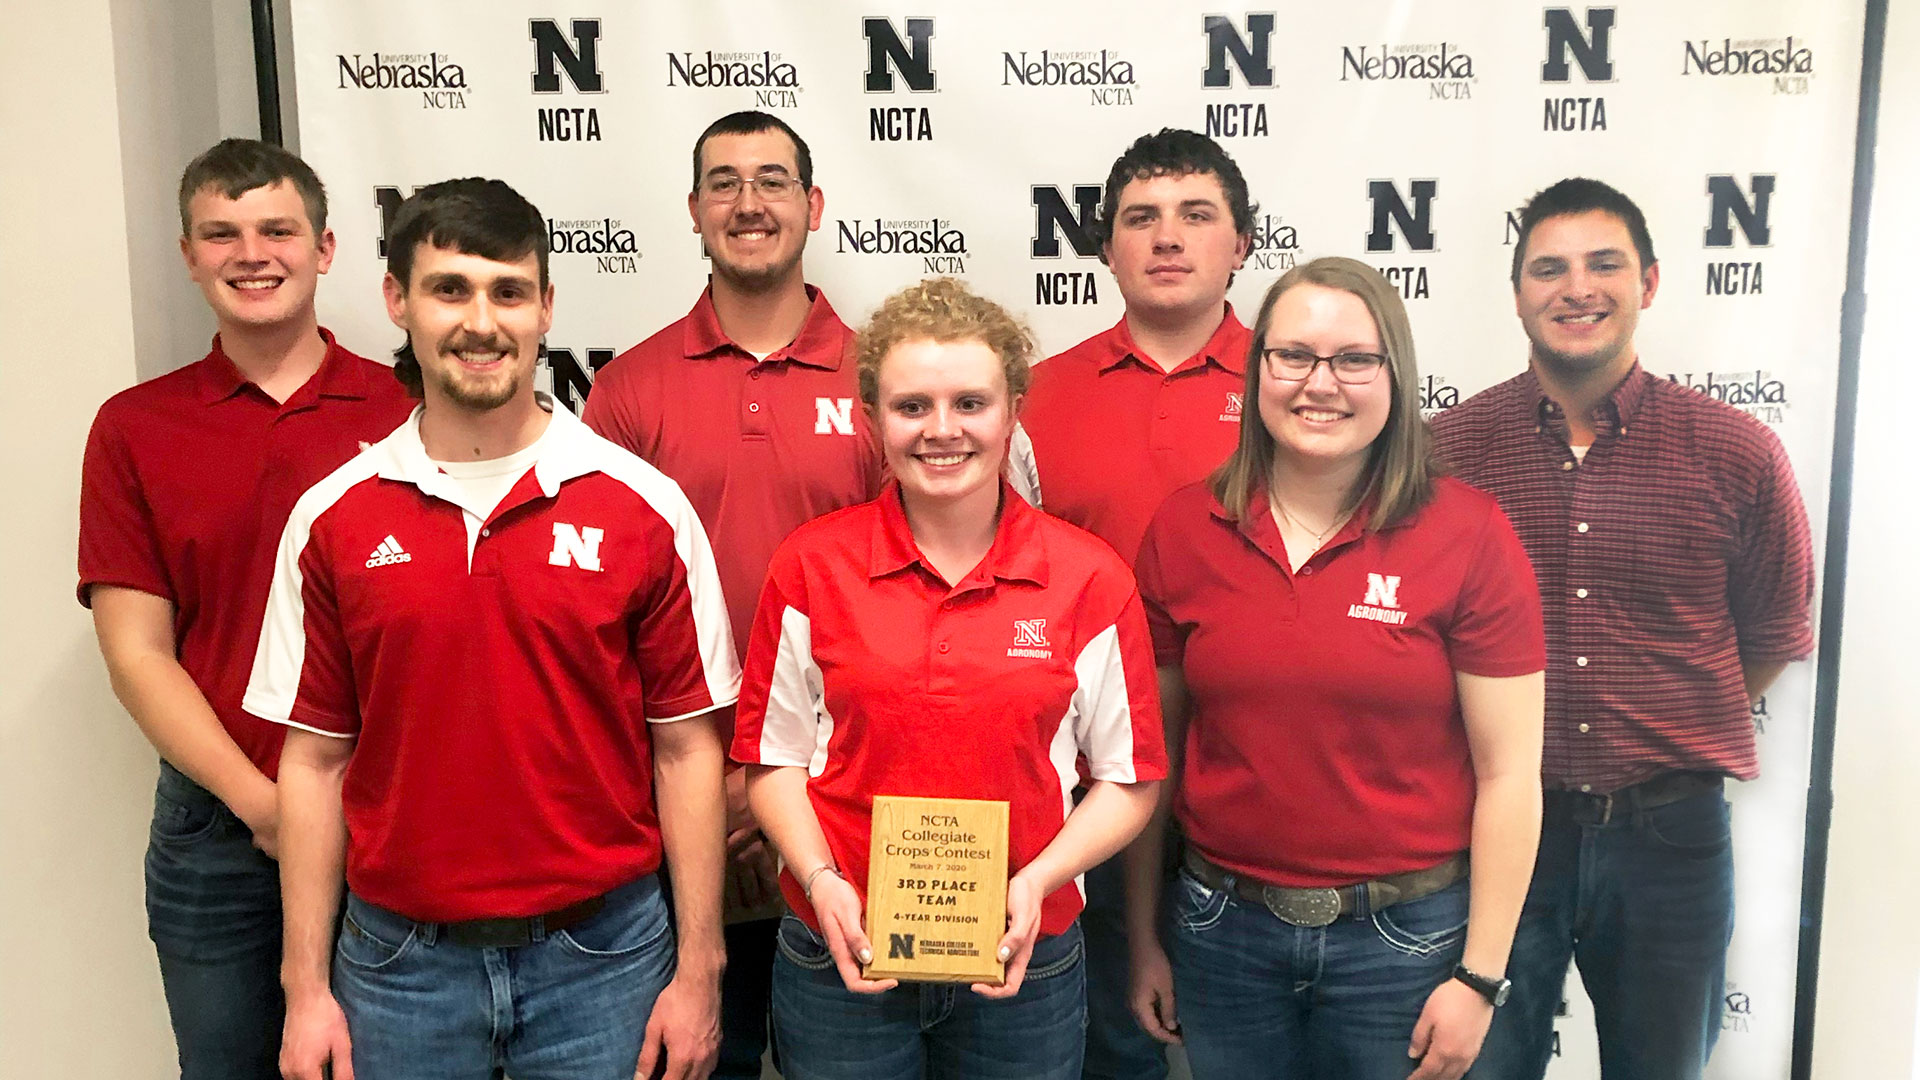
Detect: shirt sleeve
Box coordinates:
(1446, 499, 1548, 678)
(76, 405, 172, 607)
(1728, 433, 1816, 663)
(581, 358, 653, 459)
(243, 510, 359, 737)
(730, 546, 822, 769)
(1072, 587, 1168, 784)
(1133, 509, 1187, 668)
(633, 489, 742, 722)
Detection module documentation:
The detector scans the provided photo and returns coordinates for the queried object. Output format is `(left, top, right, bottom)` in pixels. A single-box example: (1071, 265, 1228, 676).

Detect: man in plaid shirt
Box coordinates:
(1431, 177, 1815, 1080)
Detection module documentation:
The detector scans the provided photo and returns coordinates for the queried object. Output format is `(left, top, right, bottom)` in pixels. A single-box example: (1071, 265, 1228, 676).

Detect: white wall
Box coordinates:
(1812, 0, 1920, 1076)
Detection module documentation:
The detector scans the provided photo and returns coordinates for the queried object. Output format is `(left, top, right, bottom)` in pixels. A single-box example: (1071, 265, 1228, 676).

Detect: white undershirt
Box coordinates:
(1570, 442, 1592, 463)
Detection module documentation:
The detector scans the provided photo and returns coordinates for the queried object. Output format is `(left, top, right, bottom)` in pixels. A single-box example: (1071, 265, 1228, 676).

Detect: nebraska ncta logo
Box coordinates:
(814, 397, 855, 435)
(1008, 619, 1053, 659)
(1348, 572, 1408, 625)
(549, 523, 605, 572)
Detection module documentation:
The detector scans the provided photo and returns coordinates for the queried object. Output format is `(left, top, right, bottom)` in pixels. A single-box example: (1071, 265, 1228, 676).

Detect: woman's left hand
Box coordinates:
(1407, 978, 1495, 1080)
(971, 872, 1044, 998)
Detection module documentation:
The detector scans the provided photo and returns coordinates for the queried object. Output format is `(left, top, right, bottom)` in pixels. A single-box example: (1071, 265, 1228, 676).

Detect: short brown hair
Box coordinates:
(177, 138, 327, 236)
(1212, 257, 1437, 530)
(854, 278, 1033, 408)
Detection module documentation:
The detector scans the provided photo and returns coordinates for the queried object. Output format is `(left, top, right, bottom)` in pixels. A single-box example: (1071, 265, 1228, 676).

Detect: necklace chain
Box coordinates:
(1272, 495, 1351, 546)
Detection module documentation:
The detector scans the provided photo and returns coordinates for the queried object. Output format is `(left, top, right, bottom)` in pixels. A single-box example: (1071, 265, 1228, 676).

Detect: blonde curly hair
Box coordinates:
(854, 277, 1034, 408)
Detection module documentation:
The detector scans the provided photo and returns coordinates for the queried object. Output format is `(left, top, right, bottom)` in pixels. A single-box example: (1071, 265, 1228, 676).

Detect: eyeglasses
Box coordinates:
(699, 174, 805, 203)
(1262, 347, 1388, 385)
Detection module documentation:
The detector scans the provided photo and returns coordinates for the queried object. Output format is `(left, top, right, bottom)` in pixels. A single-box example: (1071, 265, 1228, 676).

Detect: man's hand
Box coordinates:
(723, 834, 778, 912)
(235, 787, 281, 860)
(1407, 977, 1495, 1080)
(1128, 936, 1181, 1044)
(972, 873, 1043, 999)
(279, 990, 353, 1080)
(636, 970, 721, 1080)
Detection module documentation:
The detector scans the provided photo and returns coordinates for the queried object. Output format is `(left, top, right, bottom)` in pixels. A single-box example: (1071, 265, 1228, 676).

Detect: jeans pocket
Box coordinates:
(1172, 870, 1231, 935)
(150, 774, 221, 845)
(1371, 880, 1470, 959)
(1024, 925, 1085, 982)
(336, 908, 418, 971)
(1642, 795, 1733, 857)
(552, 894, 672, 959)
(774, 914, 835, 972)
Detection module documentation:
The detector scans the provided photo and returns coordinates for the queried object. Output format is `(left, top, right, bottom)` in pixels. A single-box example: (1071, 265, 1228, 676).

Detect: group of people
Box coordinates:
(79, 112, 1814, 1080)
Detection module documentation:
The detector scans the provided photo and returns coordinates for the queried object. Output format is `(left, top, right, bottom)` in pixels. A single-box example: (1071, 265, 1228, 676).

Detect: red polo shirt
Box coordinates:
(1136, 478, 1544, 888)
(77, 332, 415, 778)
(1014, 309, 1250, 564)
(243, 400, 741, 921)
(731, 484, 1167, 937)
(585, 286, 885, 657)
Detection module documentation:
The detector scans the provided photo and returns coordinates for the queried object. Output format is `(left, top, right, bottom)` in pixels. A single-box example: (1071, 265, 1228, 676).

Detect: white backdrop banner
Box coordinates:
(290, 3, 1865, 1077)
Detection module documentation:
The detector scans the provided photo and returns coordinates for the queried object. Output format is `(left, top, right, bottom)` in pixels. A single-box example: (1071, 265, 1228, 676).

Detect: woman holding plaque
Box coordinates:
(732, 277, 1166, 1080)
(1124, 258, 1546, 1080)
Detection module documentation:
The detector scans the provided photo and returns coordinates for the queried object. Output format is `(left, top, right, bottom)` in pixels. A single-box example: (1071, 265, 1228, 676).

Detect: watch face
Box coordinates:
(1492, 980, 1512, 1007)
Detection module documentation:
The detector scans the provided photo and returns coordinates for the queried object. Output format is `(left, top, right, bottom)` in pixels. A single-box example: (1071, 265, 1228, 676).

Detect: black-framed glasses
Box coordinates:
(1262, 347, 1388, 385)
(699, 174, 805, 203)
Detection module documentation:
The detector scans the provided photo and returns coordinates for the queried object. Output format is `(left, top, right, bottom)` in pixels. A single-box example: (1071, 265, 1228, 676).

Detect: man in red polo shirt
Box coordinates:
(250, 178, 737, 1080)
(585, 110, 882, 1079)
(1431, 178, 1815, 1080)
(78, 138, 414, 1080)
(1008, 128, 1254, 1080)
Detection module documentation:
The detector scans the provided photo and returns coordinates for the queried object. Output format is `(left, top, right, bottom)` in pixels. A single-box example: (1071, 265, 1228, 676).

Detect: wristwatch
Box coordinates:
(1452, 964, 1512, 1007)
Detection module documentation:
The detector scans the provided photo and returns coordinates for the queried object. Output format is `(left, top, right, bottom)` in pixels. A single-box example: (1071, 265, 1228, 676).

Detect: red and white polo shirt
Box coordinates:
(731, 484, 1167, 938)
(1136, 478, 1545, 888)
(78, 332, 415, 777)
(1011, 308, 1250, 565)
(244, 398, 741, 922)
(585, 285, 885, 658)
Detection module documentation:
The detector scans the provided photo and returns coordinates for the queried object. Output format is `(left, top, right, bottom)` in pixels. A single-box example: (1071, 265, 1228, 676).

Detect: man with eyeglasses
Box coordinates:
(584, 110, 883, 1080)
(1431, 177, 1815, 1080)
(1007, 127, 1254, 1080)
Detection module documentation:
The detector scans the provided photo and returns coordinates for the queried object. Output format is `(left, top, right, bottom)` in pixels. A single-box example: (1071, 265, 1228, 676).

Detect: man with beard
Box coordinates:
(79, 139, 415, 1080)
(251, 178, 738, 1080)
(586, 111, 883, 1080)
(1431, 177, 1815, 1080)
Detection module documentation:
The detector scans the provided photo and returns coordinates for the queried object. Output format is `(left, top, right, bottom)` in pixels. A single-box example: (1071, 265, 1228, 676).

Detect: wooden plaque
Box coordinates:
(862, 795, 1009, 984)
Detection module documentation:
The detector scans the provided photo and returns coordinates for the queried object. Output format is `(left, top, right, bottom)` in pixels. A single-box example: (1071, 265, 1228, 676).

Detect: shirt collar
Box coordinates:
(682, 284, 848, 370)
(1097, 305, 1248, 376)
(197, 328, 370, 406)
(1208, 482, 1401, 567)
(1523, 360, 1652, 436)
(374, 392, 598, 501)
(867, 480, 1049, 589)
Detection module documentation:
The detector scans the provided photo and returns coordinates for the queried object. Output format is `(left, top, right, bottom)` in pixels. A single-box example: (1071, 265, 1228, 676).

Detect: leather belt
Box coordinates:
(1183, 849, 1467, 929)
(440, 893, 609, 948)
(1545, 770, 1724, 827)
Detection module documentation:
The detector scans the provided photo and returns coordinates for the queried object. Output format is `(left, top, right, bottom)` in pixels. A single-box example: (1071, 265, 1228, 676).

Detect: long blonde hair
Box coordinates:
(1211, 257, 1437, 528)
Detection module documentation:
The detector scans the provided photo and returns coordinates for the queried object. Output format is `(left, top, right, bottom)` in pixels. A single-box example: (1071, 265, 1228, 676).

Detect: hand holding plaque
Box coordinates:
(862, 795, 1010, 984)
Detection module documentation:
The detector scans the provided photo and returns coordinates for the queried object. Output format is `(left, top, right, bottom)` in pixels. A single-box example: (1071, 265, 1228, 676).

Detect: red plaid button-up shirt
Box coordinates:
(1430, 363, 1815, 792)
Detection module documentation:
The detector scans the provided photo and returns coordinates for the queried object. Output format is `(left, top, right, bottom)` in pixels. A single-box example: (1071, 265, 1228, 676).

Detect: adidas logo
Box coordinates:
(364, 535, 413, 568)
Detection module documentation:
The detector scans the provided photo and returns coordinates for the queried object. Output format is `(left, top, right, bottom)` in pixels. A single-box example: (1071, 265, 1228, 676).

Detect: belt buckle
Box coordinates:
(1264, 886, 1341, 928)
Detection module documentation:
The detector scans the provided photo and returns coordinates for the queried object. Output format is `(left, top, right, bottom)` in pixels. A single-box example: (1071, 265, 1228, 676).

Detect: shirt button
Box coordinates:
(1576, 588, 1588, 599)
(1576, 522, 1590, 533)
(1300, 566, 1314, 576)
(749, 369, 762, 380)
(1561, 460, 1575, 471)
(748, 402, 761, 413)
(1580, 784, 1593, 793)
(1578, 723, 1591, 733)
(1158, 410, 1169, 419)
(1576, 656, 1589, 667)
(480, 528, 490, 537)
(937, 641, 950, 654)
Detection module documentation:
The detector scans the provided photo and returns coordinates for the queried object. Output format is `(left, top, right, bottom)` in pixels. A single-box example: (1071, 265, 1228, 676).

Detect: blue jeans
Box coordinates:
(1475, 789, 1734, 1080)
(1170, 869, 1472, 1080)
(334, 873, 676, 1080)
(1081, 852, 1170, 1080)
(771, 914, 1087, 1079)
(145, 760, 284, 1080)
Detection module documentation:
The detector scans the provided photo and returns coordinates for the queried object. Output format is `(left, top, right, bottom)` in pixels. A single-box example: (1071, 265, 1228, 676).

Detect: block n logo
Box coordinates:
(1541, 8, 1616, 83)
(864, 17, 935, 92)
(1704, 175, 1775, 248)
(888, 933, 915, 960)
(531, 18, 604, 93)
(548, 524, 605, 572)
(814, 397, 855, 435)
(1202, 13, 1276, 88)
(1031, 185, 1102, 259)
(1363, 573, 1402, 609)
(1365, 180, 1438, 253)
